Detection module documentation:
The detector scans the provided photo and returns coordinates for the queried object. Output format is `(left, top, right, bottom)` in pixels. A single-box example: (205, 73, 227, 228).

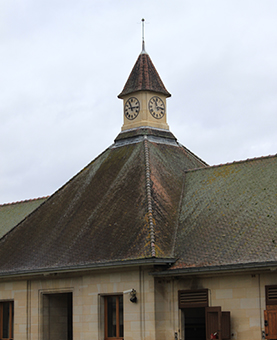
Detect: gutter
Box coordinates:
(0, 257, 175, 280)
(149, 261, 277, 277)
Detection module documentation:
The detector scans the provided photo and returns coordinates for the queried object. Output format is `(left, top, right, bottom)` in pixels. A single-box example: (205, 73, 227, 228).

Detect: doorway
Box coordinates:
(183, 307, 206, 340)
(43, 292, 72, 340)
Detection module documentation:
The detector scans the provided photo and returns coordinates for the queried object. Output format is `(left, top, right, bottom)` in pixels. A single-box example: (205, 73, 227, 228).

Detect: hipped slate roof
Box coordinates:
(0, 128, 276, 277)
(172, 155, 277, 270)
(0, 197, 47, 239)
(0, 129, 277, 276)
(118, 51, 171, 98)
(0, 129, 206, 275)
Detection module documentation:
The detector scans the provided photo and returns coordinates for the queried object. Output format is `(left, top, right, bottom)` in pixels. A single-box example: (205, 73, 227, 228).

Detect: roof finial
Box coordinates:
(141, 18, 146, 53)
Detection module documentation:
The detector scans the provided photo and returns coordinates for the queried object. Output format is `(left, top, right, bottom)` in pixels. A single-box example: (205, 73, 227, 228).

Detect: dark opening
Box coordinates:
(183, 307, 206, 340)
(1, 301, 14, 339)
(43, 292, 72, 340)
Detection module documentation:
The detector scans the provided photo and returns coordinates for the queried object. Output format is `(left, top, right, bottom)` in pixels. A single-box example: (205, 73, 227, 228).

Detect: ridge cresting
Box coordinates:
(144, 137, 156, 257)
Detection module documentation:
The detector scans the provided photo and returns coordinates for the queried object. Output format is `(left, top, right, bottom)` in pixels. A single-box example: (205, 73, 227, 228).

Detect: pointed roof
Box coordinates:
(118, 50, 171, 99)
(0, 132, 206, 275)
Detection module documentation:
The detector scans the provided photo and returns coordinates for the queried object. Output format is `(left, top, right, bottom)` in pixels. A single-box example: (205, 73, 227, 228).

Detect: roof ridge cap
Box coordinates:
(184, 153, 277, 173)
(0, 196, 49, 207)
(144, 137, 156, 257)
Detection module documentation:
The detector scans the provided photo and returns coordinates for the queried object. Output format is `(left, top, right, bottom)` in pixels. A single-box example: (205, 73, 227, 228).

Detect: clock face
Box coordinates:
(148, 96, 165, 119)
(124, 97, 140, 120)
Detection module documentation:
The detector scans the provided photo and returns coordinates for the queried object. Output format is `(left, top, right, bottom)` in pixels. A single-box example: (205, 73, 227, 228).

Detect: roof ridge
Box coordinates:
(184, 153, 277, 173)
(144, 137, 156, 257)
(0, 196, 49, 207)
(178, 142, 209, 167)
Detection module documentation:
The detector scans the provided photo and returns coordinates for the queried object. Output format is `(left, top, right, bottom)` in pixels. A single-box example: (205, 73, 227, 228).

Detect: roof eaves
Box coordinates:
(0, 257, 176, 279)
(149, 261, 277, 277)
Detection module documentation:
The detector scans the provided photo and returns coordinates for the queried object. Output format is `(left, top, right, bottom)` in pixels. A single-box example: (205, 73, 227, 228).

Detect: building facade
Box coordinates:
(1, 40, 277, 340)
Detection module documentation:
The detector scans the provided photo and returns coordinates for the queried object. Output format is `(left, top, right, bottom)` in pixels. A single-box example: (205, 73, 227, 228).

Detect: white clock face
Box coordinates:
(124, 97, 140, 120)
(148, 96, 165, 119)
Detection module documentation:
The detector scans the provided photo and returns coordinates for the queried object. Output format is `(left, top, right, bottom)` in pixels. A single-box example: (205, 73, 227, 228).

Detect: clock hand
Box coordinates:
(128, 102, 133, 111)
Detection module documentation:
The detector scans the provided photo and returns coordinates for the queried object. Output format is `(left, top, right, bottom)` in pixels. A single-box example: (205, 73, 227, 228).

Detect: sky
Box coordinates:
(1, 0, 277, 204)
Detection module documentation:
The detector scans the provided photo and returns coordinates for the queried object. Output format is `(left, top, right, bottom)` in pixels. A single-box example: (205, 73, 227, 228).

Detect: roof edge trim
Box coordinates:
(149, 261, 277, 277)
(0, 258, 176, 279)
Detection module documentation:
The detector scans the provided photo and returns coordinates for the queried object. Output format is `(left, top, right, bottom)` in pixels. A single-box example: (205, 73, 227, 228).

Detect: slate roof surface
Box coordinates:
(0, 127, 276, 276)
(172, 155, 277, 270)
(0, 132, 206, 275)
(118, 51, 171, 98)
(0, 197, 47, 239)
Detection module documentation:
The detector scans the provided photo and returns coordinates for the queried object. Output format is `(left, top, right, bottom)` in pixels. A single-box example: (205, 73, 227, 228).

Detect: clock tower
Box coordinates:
(118, 41, 171, 131)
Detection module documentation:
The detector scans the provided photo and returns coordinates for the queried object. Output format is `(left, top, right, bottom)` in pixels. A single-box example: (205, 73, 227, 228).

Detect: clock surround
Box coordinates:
(148, 96, 165, 119)
(124, 97, 140, 120)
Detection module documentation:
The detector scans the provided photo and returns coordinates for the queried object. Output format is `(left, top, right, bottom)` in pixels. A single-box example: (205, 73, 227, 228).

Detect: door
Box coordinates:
(205, 307, 231, 340)
(206, 307, 222, 340)
(183, 307, 206, 340)
(264, 309, 277, 339)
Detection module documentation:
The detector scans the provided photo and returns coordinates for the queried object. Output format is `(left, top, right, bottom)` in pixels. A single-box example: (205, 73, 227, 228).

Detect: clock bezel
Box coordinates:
(124, 97, 140, 120)
(148, 96, 165, 119)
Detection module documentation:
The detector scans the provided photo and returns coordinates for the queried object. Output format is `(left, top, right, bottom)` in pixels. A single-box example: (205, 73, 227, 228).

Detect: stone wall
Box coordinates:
(0, 266, 156, 340)
(155, 270, 277, 340)
(1, 268, 277, 339)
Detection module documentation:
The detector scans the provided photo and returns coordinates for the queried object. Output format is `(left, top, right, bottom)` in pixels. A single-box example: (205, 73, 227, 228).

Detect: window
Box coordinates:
(179, 289, 208, 308)
(266, 285, 277, 306)
(104, 295, 123, 340)
(0, 301, 14, 340)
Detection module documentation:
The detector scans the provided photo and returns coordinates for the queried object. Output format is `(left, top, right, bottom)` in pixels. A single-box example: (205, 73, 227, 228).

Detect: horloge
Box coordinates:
(148, 96, 165, 119)
(124, 97, 140, 120)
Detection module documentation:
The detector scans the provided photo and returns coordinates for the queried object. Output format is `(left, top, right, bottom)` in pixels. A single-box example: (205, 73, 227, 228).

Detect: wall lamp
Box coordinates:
(123, 289, 137, 303)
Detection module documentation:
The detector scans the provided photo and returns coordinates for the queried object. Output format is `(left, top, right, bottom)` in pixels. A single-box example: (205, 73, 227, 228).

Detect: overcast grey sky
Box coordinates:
(1, 0, 277, 204)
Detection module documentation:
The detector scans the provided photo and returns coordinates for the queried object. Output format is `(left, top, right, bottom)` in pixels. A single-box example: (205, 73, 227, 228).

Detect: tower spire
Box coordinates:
(118, 19, 171, 132)
(141, 18, 146, 53)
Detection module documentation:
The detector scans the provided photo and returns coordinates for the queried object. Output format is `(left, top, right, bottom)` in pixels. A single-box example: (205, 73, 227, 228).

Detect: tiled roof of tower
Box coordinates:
(118, 51, 171, 98)
(0, 133, 206, 276)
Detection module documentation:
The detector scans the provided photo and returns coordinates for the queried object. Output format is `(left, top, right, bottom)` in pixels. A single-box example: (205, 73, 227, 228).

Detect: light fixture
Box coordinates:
(129, 289, 137, 303)
(123, 288, 137, 303)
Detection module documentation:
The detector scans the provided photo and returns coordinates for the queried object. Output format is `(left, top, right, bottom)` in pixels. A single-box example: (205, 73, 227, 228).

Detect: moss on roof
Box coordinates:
(173, 155, 277, 269)
(1, 134, 276, 276)
(0, 138, 205, 275)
